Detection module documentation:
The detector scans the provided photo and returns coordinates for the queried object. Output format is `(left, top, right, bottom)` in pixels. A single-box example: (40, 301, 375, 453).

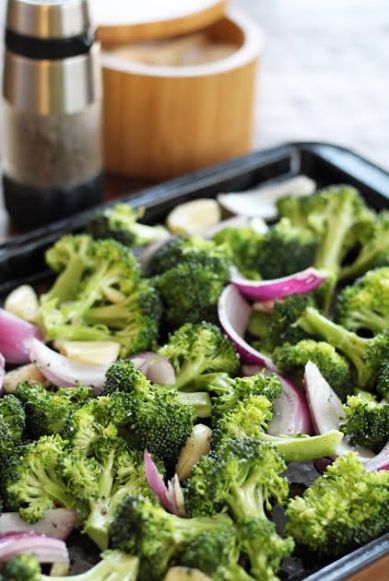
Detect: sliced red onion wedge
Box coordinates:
(144, 450, 176, 514)
(231, 267, 327, 302)
(30, 339, 108, 392)
(304, 362, 374, 460)
(364, 442, 389, 472)
(0, 308, 43, 364)
(218, 285, 276, 370)
(130, 352, 176, 385)
(268, 375, 312, 436)
(0, 532, 69, 567)
(0, 510, 76, 540)
(0, 353, 5, 396)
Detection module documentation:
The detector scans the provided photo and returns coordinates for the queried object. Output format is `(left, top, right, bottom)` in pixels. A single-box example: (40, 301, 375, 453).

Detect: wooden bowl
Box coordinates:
(101, 11, 263, 180)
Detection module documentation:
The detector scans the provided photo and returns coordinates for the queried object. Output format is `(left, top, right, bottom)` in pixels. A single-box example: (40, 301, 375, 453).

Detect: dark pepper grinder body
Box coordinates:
(2, 0, 103, 229)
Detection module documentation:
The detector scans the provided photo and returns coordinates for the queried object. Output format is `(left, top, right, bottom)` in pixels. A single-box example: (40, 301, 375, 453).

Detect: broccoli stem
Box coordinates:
(258, 430, 343, 463)
(298, 307, 367, 371)
(46, 257, 87, 303)
(176, 392, 212, 418)
(350, 311, 388, 335)
(84, 450, 115, 550)
(174, 357, 210, 390)
(43, 551, 139, 581)
(227, 482, 265, 520)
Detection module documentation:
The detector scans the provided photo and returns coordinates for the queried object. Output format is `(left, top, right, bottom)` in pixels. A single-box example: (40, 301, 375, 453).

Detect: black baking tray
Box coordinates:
(0, 142, 388, 579)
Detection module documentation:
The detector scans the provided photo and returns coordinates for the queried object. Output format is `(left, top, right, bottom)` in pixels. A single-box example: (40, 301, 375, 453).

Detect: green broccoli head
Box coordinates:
(110, 495, 232, 581)
(88, 203, 168, 247)
(340, 210, 389, 280)
(4, 434, 77, 523)
(128, 389, 195, 471)
(278, 186, 375, 275)
(15, 382, 93, 438)
(177, 525, 240, 578)
(249, 294, 314, 355)
(335, 267, 389, 335)
(237, 517, 294, 581)
(159, 322, 239, 390)
(63, 392, 132, 455)
(148, 236, 231, 326)
(213, 225, 264, 280)
(40, 237, 161, 356)
(213, 394, 273, 445)
(0, 553, 41, 581)
(255, 218, 317, 280)
(0, 394, 26, 458)
(286, 453, 389, 556)
(273, 339, 353, 400)
(62, 436, 154, 550)
(297, 307, 389, 388)
(342, 394, 389, 452)
(376, 361, 389, 401)
(104, 360, 151, 396)
(185, 438, 289, 520)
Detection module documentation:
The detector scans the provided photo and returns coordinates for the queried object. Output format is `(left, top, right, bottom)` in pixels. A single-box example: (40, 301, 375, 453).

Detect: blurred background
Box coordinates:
(236, 0, 389, 167)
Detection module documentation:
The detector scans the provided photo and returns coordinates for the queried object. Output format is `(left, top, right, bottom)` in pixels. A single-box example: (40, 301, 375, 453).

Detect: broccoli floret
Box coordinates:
(286, 453, 389, 556)
(15, 382, 93, 438)
(62, 437, 154, 550)
(255, 218, 317, 280)
(159, 323, 239, 390)
(297, 307, 389, 388)
(213, 219, 317, 280)
(340, 211, 389, 280)
(342, 394, 389, 452)
(248, 294, 314, 354)
(63, 392, 132, 455)
(213, 393, 343, 462)
(213, 226, 264, 280)
(237, 517, 294, 581)
(4, 435, 77, 523)
(377, 361, 389, 400)
(88, 203, 168, 247)
(0, 395, 26, 458)
(39, 236, 161, 356)
(335, 267, 389, 335)
(148, 237, 231, 326)
(192, 372, 283, 421)
(185, 439, 293, 579)
(177, 526, 240, 578)
(273, 340, 353, 400)
(103, 360, 195, 469)
(0, 553, 41, 581)
(278, 186, 374, 275)
(110, 495, 233, 581)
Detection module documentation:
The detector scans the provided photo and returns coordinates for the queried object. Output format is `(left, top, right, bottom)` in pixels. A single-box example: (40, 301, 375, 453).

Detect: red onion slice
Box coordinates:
(268, 375, 312, 436)
(130, 352, 176, 385)
(0, 532, 69, 566)
(0, 510, 76, 540)
(218, 285, 276, 370)
(304, 362, 374, 460)
(231, 268, 327, 302)
(30, 339, 108, 392)
(0, 308, 43, 364)
(365, 443, 389, 472)
(144, 450, 176, 514)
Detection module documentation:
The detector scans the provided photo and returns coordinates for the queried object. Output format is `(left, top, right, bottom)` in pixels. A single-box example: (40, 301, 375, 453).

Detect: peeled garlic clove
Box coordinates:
(4, 363, 46, 393)
(54, 341, 120, 366)
(176, 424, 212, 480)
(164, 567, 212, 581)
(4, 285, 39, 323)
(167, 199, 221, 235)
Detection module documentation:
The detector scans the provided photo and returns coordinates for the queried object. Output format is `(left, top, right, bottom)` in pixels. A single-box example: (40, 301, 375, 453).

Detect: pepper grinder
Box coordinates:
(2, 0, 103, 229)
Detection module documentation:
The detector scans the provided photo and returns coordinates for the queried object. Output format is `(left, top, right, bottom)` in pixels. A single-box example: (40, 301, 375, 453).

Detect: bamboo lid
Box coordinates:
(92, 0, 227, 44)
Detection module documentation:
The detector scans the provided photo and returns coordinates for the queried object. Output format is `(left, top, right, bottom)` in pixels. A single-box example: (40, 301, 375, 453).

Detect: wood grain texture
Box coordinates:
(102, 14, 260, 180)
(96, 0, 227, 45)
(348, 554, 389, 581)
